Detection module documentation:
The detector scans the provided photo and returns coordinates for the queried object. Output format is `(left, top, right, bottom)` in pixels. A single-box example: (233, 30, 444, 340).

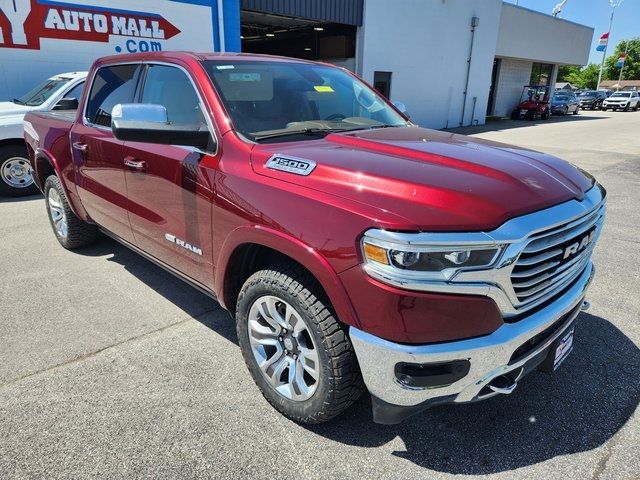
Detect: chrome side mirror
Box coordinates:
(111, 103, 211, 150)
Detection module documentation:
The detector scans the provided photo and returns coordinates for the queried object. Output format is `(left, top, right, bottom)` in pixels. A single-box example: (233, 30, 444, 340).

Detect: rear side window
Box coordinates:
(140, 65, 204, 125)
(86, 64, 139, 127)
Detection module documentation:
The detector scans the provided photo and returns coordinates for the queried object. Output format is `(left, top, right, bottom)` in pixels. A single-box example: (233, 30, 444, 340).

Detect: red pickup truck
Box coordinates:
(24, 52, 606, 424)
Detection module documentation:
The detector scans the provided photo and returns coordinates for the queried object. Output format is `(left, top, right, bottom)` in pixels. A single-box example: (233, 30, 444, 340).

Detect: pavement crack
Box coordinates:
(0, 308, 217, 390)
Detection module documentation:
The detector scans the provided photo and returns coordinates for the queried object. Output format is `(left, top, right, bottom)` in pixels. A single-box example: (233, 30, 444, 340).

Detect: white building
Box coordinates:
(240, 0, 594, 128)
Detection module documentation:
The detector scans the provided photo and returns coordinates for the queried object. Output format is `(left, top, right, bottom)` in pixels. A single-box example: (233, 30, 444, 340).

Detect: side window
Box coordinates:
(63, 81, 84, 100)
(140, 65, 203, 125)
(86, 64, 139, 127)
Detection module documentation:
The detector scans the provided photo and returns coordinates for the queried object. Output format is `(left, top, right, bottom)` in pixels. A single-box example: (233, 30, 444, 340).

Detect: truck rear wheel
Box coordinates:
(44, 175, 98, 249)
(0, 144, 39, 197)
(236, 264, 364, 423)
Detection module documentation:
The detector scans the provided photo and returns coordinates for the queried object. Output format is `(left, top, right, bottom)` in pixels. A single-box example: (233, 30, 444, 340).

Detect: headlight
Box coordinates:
(362, 231, 503, 282)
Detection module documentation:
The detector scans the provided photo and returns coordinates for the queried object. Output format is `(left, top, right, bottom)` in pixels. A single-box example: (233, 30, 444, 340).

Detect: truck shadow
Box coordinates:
(306, 313, 639, 474)
(76, 235, 239, 346)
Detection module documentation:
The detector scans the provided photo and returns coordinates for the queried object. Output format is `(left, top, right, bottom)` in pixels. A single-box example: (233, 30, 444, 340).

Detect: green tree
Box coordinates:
(603, 38, 640, 81)
(558, 64, 600, 89)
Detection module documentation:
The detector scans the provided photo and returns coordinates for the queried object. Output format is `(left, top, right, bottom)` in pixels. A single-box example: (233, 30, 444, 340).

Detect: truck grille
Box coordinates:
(511, 203, 605, 308)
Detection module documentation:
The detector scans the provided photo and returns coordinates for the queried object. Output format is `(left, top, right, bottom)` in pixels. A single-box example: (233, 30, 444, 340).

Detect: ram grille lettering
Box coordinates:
(563, 230, 596, 259)
(265, 155, 316, 176)
(164, 233, 202, 256)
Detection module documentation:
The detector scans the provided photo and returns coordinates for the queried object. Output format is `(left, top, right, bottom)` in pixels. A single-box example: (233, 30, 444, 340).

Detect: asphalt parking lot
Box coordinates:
(1, 109, 638, 479)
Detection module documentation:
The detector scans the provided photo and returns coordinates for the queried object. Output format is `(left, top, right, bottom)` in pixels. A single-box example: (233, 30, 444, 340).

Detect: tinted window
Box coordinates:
(141, 65, 203, 125)
(15, 77, 70, 106)
(63, 82, 84, 101)
(86, 65, 139, 127)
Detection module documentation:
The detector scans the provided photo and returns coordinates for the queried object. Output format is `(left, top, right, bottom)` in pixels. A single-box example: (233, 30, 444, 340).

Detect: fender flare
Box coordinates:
(32, 148, 87, 219)
(215, 225, 361, 328)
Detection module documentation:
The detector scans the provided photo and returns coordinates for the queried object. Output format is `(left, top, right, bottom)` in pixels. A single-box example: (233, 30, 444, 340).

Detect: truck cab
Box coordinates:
(1, 72, 86, 196)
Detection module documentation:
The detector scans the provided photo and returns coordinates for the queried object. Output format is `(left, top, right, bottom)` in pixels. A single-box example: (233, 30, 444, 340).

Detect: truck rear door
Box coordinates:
(123, 63, 216, 289)
(70, 64, 141, 244)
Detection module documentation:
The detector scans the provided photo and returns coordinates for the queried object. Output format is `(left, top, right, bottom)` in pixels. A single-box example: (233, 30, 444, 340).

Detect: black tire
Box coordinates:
(44, 175, 98, 249)
(573, 106, 580, 115)
(236, 264, 364, 424)
(562, 106, 568, 116)
(634, 103, 639, 111)
(541, 110, 550, 120)
(0, 144, 39, 197)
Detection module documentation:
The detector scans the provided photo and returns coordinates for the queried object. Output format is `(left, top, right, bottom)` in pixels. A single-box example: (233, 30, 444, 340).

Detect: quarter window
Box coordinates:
(140, 65, 204, 125)
(86, 64, 139, 127)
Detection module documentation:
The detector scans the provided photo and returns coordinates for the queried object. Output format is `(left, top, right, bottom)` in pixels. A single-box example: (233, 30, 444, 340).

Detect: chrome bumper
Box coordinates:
(350, 262, 594, 409)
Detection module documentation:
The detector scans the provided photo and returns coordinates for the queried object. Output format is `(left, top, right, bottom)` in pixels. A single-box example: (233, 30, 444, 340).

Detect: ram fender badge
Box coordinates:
(165, 233, 203, 256)
(265, 155, 316, 176)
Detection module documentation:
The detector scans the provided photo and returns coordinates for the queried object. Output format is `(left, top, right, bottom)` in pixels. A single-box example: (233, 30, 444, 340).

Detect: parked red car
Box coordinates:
(24, 52, 606, 424)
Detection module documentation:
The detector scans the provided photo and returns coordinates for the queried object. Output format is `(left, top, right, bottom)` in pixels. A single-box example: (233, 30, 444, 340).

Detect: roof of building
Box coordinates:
(556, 82, 577, 89)
(600, 80, 640, 88)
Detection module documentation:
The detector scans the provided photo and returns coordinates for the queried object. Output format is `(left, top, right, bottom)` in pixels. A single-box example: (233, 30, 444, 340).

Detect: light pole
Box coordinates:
(597, 0, 624, 91)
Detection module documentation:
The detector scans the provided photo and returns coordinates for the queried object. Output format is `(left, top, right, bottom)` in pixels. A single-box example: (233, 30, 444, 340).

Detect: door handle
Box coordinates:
(72, 142, 88, 152)
(124, 157, 146, 170)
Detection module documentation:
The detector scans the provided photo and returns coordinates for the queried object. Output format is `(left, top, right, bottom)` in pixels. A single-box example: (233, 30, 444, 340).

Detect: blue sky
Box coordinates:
(504, 0, 639, 65)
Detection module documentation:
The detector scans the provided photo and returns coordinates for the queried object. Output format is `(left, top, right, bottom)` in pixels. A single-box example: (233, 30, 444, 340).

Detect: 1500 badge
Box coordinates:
(165, 233, 202, 256)
(266, 155, 316, 176)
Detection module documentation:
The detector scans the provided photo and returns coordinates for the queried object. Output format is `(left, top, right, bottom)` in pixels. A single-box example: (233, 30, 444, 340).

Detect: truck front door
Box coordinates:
(71, 64, 141, 244)
(123, 63, 216, 289)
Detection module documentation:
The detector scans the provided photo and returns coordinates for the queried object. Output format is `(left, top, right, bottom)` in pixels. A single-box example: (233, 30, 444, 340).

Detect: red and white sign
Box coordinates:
(0, 0, 216, 100)
(0, 0, 181, 50)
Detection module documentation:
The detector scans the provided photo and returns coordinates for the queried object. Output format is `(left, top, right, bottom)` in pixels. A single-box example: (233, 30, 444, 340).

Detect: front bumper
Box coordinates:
(350, 262, 594, 423)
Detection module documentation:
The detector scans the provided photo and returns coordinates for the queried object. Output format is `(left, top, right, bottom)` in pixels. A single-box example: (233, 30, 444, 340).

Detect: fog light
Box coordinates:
(395, 360, 470, 389)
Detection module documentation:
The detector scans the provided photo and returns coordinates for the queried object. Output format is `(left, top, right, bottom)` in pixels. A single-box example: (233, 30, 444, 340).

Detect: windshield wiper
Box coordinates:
(253, 127, 352, 141)
(12, 98, 25, 105)
(365, 124, 405, 130)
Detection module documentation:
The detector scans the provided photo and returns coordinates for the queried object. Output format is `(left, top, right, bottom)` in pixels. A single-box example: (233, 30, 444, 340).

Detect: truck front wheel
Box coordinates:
(236, 264, 364, 423)
(44, 175, 98, 249)
(0, 144, 39, 196)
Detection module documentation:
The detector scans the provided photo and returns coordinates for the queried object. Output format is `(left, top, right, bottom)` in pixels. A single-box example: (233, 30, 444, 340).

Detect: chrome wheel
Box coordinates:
(1, 157, 33, 189)
(247, 295, 320, 401)
(47, 187, 68, 239)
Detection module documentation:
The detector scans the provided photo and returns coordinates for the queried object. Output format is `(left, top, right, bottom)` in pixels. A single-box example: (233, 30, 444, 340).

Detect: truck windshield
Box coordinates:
(610, 92, 631, 98)
(14, 77, 71, 106)
(202, 60, 407, 142)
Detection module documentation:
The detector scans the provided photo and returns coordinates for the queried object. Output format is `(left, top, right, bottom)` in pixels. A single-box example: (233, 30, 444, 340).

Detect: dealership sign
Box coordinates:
(0, 0, 181, 51)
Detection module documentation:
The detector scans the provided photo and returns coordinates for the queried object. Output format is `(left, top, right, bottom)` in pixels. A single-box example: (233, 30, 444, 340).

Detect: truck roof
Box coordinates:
(94, 51, 320, 66)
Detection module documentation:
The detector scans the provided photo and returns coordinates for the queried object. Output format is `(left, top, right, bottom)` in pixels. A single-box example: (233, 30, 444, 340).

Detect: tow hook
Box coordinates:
(581, 300, 590, 312)
(487, 368, 523, 395)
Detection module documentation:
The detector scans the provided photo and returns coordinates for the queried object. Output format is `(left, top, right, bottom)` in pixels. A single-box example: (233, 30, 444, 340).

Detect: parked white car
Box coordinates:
(0, 72, 86, 196)
(601, 91, 640, 112)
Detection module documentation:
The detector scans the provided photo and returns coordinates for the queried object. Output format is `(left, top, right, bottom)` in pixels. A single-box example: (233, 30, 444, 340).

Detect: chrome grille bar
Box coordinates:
(511, 202, 605, 307)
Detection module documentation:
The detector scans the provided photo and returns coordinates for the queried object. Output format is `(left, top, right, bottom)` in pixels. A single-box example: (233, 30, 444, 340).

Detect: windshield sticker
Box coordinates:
(216, 65, 235, 70)
(229, 72, 261, 82)
(314, 85, 334, 93)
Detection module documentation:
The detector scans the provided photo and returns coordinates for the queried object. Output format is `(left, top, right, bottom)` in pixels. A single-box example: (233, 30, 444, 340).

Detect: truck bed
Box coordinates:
(24, 110, 77, 192)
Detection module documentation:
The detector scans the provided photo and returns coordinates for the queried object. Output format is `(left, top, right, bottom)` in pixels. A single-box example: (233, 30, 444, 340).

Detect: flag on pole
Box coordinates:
(596, 32, 609, 51)
(616, 52, 627, 68)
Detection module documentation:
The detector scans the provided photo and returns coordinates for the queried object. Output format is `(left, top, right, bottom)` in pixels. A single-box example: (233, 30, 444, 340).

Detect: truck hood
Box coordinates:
(250, 126, 594, 231)
(0, 102, 32, 117)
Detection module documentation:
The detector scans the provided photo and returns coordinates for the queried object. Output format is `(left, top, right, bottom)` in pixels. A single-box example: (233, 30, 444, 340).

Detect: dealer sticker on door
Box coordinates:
(553, 327, 574, 371)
